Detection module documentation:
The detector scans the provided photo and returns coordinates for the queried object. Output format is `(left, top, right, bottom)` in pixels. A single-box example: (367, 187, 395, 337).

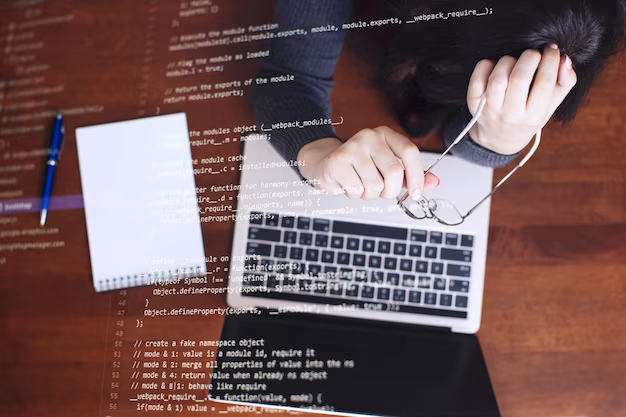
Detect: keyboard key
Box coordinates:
(445, 233, 458, 246)
(408, 290, 422, 304)
(289, 247, 303, 260)
(354, 270, 368, 282)
(246, 242, 271, 256)
(276, 261, 290, 274)
(337, 252, 351, 265)
(321, 251, 335, 263)
(322, 266, 337, 279)
(447, 264, 471, 277)
(331, 236, 344, 249)
(242, 273, 265, 287)
(460, 235, 474, 247)
(244, 257, 258, 271)
(352, 254, 366, 266)
(384, 257, 398, 270)
(314, 234, 329, 247)
(455, 295, 468, 308)
(431, 262, 444, 275)
(378, 241, 391, 254)
(333, 220, 408, 240)
(248, 227, 281, 242)
(439, 294, 452, 307)
(328, 281, 343, 295)
(393, 243, 407, 255)
(297, 217, 311, 230)
(376, 287, 390, 300)
(298, 279, 312, 292)
(265, 213, 279, 227)
(433, 278, 446, 290)
(267, 275, 281, 291)
(408, 244, 422, 257)
(429, 231, 443, 244)
(361, 285, 375, 299)
(362, 239, 376, 252)
(339, 268, 354, 280)
(410, 229, 427, 242)
(283, 231, 297, 244)
(370, 271, 384, 284)
(299, 232, 313, 246)
(386, 273, 400, 286)
(401, 274, 415, 287)
(313, 219, 330, 232)
(417, 276, 431, 289)
(345, 283, 359, 297)
(274, 245, 287, 258)
(249, 212, 263, 225)
(292, 262, 305, 275)
(260, 258, 274, 272)
(305, 249, 319, 262)
(399, 259, 413, 271)
(440, 248, 472, 263)
(368, 255, 382, 268)
(415, 261, 428, 273)
(308, 264, 322, 277)
(281, 216, 295, 228)
(347, 238, 360, 250)
(393, 289, 406, 302)
(425, 246, 438, 259)
(313, 280, 327, 294)
(449, 279, 470, 293)
(424, 292, 437, 305)
(249, 291, 468, 319)
(283, 275, 297, 288)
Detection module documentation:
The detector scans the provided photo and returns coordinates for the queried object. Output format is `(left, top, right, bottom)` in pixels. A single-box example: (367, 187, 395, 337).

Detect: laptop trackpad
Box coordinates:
(209, 313, 500, 417)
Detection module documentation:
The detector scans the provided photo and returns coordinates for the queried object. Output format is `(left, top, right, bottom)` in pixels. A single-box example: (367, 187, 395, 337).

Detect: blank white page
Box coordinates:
(76, 113, 206, 292)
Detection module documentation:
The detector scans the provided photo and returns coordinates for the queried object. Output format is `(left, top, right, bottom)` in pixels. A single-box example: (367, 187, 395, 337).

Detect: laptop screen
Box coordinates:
(209, 312, 500, 417)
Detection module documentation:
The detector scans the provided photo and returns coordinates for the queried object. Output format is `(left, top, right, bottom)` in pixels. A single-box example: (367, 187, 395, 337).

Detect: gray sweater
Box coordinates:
(252, 0, 518, 174)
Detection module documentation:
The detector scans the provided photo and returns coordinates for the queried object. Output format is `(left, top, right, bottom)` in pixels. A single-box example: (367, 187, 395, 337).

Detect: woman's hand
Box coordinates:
(467, 44, 578, 155)
(297, 126, 440, 200)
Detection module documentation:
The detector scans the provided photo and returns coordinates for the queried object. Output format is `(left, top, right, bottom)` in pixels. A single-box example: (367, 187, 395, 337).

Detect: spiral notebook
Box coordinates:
(76, 113, 206, 292)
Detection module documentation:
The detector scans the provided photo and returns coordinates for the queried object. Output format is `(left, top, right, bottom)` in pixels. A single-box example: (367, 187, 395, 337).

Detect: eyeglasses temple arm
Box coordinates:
(398, 94, 488, 204)
(424, 94, 488, 175)
(462, 128, 542, 219)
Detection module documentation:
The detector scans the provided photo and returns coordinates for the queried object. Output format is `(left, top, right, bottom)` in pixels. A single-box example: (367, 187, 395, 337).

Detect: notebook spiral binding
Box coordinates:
(95, 265, 206, 292)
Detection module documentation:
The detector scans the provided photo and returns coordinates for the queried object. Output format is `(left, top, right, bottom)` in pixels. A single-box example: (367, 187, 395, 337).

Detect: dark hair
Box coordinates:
(381, 0, 626, 137)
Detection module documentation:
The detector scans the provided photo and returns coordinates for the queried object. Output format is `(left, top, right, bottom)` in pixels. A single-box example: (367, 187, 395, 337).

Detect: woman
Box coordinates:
(252, 0, 625, 201)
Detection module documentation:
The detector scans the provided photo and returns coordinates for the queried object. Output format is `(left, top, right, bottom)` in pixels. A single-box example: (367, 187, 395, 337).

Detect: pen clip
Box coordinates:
(58, 122, 66, 158)
(52, 112, 66, 160)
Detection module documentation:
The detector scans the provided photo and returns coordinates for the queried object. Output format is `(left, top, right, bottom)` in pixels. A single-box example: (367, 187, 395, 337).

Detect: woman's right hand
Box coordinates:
(297, 126, 440, 200)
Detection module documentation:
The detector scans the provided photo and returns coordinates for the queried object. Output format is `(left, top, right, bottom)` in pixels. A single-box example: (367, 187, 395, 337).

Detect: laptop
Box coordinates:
(208, 136, 500, 416)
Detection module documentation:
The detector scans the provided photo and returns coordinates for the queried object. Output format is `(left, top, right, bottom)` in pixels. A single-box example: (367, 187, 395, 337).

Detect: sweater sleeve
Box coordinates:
(441, 106, 522, 168)
(252, 0, 353, 171)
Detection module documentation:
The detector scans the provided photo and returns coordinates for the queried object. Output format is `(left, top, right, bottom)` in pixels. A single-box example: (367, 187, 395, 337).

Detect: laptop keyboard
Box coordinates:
(241, 212, 474, 319)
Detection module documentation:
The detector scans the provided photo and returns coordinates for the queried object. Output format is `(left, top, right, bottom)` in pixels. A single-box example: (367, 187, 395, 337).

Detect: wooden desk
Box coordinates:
(1, 1, 625, 416)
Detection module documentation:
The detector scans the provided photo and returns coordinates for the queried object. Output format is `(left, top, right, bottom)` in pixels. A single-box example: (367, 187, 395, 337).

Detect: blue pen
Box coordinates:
(40, 112, 64, 226)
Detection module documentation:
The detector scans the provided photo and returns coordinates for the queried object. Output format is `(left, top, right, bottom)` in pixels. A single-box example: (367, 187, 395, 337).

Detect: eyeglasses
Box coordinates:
(396, 94, 542, 226)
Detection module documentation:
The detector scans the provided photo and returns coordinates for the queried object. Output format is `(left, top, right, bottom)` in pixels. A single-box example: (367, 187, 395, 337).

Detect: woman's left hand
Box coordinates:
(467, 43, 577, 155)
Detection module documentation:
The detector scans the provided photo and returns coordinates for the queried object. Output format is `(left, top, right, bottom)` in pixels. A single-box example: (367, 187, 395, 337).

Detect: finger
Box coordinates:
(374, 126, 428, 199)
(350, 154, 386, 200)
(503, 48, 543, 117)
(547, 54, 577, 117)
(485, 56, 517, 110)
(423, 172, 440, 191)
(369, 143, 405, 199)
(467, 59, 495, 115)
(527, 44, 561, 116)
(327, 158, 365, 199)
